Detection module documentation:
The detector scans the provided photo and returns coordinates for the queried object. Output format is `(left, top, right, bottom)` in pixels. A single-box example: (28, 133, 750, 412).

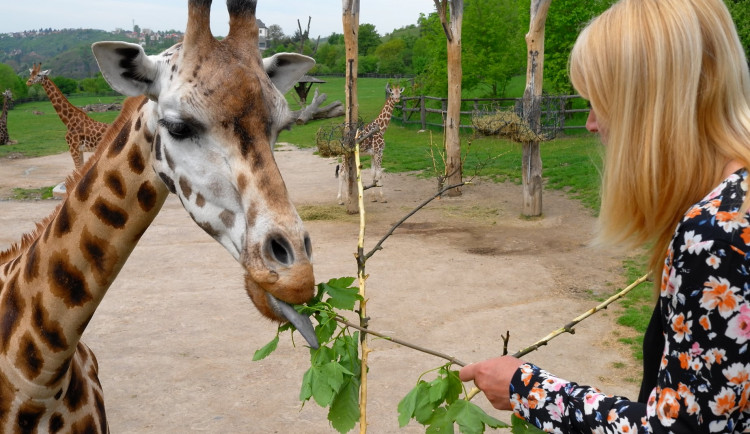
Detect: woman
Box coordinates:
(459, 0, 750, 431)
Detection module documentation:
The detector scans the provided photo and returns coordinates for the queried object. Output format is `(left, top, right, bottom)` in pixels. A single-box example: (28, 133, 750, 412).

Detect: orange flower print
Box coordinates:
(727, 304, 750, 344)
(741, 227, 750, 245)
(701, 276, 740, 318)
(656, 387, 681, 426)
(527, 386, 547, 410)
(709, 387, 737, 416)
(716, 211, 741, 232)
(705, 253, 721, 269)
(671, 313, 692, 343)
(699, 315, 711, 330)
(678, 352, 690, 369)
(702, 348, 727, 369)
(685, 206, 702, 219)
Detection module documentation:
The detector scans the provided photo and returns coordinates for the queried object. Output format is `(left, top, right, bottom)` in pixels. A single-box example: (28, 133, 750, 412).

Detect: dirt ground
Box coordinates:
(0, 144, 642, 433)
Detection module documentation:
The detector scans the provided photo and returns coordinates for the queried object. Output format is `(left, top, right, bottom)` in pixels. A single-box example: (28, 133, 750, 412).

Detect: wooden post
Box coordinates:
(343, 0, 359, 215)
(521, 0, 551, 217)
(434, 0, 464, 197)
(420, 96, 426, 130)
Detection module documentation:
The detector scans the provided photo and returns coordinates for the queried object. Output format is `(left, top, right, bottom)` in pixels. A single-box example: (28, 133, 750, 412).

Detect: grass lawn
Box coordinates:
(2, 84, 651, 360)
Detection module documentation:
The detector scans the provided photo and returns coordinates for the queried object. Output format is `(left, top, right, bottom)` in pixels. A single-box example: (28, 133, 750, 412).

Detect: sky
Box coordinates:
(1, 1, 437, 38)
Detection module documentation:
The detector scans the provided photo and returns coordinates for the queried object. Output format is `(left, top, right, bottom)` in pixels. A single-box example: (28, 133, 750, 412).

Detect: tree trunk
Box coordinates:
(343, 0, 360, 215)
(435, 0, 464, 197)
(521, 0, 551, 217)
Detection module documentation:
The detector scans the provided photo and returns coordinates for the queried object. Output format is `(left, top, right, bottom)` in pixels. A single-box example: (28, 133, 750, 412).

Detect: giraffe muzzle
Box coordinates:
(265, 293, 319, 349)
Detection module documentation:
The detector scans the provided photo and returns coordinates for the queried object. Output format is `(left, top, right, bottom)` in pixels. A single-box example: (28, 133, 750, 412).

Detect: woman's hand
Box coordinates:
(458, 356, 525, 410)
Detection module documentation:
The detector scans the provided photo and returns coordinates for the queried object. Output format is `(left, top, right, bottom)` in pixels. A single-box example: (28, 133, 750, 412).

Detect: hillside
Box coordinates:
(0, 29, 179, 79)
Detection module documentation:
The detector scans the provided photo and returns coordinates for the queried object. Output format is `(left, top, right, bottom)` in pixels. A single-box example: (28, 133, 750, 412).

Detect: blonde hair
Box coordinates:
(569, 0, 750, 280)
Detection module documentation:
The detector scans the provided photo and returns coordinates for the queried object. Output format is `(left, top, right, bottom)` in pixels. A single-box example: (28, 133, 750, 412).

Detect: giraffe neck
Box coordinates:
(1, 95, 7, 123)
(40, 78, 88, 129)
(375, 97, 396, 130)
(0, 96, 168, 395)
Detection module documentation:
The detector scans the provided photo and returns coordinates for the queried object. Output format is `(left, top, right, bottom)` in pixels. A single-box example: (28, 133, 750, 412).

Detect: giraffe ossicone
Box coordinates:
(0, 0, 316, 431)
(337, 83, 404, 204)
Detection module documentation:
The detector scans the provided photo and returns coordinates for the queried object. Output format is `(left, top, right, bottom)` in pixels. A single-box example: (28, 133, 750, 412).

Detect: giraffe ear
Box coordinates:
(92, 42, 161, 99)
(262, 53, 315, 94)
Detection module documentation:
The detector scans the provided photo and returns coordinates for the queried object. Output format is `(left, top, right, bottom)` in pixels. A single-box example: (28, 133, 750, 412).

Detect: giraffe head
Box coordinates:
(386, 83, 404, 103)
(92, 0, 318, 345)
(2, 89, 11, 101)
(26, 63, 51, 86)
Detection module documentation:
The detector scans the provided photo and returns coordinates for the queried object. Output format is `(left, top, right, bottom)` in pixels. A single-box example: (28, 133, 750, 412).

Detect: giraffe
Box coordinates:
(337, 83, 404, 204)
(27, 64, 111, 169)
(0, 89, 12, 145)
(0, 1, 316, 432)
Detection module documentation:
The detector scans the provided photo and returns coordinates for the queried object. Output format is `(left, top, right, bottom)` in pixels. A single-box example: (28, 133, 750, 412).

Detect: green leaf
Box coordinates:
(315, 312, 338, 343)
(300, 367, 314, 402)
(444, 369, 463, 405)
(310, 365, 336, 407)
(252, 335, 279, 361)
(425, 407, 453, 433)
(511, 414, 544, 433)
(328, 379, 360, 433)
(321, 278, 362, 311)
(448, 400, 509, 434)
(397, 381, 426, 427)
(414, 387, 439, 425)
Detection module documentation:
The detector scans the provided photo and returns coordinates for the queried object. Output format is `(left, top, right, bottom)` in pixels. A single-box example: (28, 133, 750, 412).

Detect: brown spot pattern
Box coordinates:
(104, 170, 126, 199)
(49, 251, 92, 308)
(179, 177, 192, 199)
(91, 198, 128, 229)
(137, 181, 158, 212)
(128, 146, 146, 174)
(16, 332, 43, 380)
(23, 240, 39, 283)
(0, 276, 24, 354)
(16, 401, 45, 433)
(54, 202, 73, 238)
(107, 119, 132, 157)
(75, 165, 99, 203)
(80, 228, 119, 287)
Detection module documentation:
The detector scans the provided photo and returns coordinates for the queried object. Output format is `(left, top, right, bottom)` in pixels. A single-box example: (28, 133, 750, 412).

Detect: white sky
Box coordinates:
(0, 1, 437, 38)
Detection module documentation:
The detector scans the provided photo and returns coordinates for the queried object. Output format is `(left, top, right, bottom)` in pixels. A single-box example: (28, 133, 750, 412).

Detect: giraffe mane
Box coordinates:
(0, 96, 148, 265)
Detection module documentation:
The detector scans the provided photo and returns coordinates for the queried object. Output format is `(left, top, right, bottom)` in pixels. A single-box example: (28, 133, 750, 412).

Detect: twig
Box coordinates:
(364, 182, 466, 260)
(464, 273, 651, 401)
(513, 273, 651, 358)
(354, 132, 371, 434)
(334, 316, 468, 367)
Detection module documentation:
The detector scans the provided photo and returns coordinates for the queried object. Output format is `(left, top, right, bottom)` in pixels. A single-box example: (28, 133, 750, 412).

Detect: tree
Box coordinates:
(267, 24, 285, 49)
(521, 0, 552, 217)
(343, 0, 360, 215)
(434, 0, 464, 197)
(725, 0, 749, 54)
(544, 0, 615, 94)
(358, 23, 381, 56)
(461, 0, 526, 97)
(0, 63, 26, 98)
(52, 76, 77, 95)
(374, 38, 407, 75)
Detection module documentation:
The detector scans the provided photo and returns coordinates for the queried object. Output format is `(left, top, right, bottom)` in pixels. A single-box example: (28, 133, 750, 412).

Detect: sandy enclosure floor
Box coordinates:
(0, 144, 641, 432)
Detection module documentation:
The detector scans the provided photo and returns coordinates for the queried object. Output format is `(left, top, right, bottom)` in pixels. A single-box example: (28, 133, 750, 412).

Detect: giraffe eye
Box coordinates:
(158, 119, 199, 140)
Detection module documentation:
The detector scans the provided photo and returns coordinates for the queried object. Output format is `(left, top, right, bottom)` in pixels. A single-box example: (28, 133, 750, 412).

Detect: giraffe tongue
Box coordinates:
(266, 294, 319, 349)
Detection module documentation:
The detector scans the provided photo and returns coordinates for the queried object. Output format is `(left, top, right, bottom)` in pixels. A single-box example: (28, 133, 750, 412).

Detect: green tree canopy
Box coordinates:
(0, 63, 27, 99)
(358, 23, 381, 56)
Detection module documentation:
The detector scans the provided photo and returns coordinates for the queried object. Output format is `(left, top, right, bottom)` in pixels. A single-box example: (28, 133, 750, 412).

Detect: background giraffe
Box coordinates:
(0, 0, 315, 431)
(337, 83, 404, 204)
(0, 89, 13, 145)
(27, 64, 110, 168)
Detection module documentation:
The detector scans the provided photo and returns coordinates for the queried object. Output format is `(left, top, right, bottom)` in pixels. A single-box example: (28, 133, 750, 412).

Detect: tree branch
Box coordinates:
(334, 316, 468, 367)
(364, 182, 466, 260)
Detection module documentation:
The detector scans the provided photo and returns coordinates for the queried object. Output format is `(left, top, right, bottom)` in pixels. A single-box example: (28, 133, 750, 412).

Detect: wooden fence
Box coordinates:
(397, 94, 590, 133)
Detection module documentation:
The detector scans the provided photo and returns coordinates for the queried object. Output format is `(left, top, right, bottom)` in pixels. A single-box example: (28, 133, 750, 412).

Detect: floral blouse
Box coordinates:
(510, 169, 750, 433)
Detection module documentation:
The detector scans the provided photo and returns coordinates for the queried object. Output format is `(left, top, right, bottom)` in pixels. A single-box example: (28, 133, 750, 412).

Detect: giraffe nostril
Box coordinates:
(304, 234, 312, 260)
(267, 235, 293, 266)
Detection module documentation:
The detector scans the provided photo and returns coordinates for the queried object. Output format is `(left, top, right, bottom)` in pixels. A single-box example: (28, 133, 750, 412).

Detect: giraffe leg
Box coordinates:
(371, 152, 386, 203)
(336, 161, 346, 205)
